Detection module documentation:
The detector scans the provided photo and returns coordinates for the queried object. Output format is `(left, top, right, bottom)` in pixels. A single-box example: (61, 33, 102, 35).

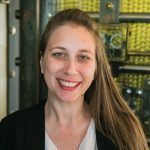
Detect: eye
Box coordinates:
(79, 55, 90, 61)
(51, 52, 66, 58)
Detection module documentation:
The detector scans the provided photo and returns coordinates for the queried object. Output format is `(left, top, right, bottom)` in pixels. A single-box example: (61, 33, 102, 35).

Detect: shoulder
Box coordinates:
(0, 100, 45, 128)
(96, 130, 118, 150)
(0, 100, 46, 150)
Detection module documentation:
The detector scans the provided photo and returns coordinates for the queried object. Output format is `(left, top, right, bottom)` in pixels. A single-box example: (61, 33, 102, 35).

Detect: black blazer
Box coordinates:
(0, 101, 117, 150)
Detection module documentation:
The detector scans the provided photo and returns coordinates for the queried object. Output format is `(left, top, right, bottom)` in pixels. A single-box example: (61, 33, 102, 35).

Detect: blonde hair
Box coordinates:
(40, 9, 149, 149)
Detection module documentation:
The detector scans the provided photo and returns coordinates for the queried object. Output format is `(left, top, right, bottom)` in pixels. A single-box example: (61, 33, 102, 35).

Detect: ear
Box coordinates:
(40, 57, 44, 74)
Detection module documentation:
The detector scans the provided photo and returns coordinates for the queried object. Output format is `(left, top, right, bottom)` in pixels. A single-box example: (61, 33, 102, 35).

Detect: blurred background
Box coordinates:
(0, 0, 150, 146)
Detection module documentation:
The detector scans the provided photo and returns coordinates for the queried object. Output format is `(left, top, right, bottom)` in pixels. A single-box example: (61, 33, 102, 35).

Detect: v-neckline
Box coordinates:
(45, 119, 97, 150)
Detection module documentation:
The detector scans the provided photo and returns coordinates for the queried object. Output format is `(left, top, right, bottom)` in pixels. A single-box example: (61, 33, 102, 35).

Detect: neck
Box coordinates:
(45, 96, 90, 125)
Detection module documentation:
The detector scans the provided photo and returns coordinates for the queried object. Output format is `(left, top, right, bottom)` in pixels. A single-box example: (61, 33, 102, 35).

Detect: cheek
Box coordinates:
(81, 64, 96, 80)
(44, 59, 64, 74)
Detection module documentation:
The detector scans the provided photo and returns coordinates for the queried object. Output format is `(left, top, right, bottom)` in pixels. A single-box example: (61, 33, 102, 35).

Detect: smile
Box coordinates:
(58, 79, 80, 87)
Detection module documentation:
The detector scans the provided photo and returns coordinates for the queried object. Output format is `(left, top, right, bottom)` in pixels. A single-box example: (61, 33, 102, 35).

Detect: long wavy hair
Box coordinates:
(40, 9, 149, 150)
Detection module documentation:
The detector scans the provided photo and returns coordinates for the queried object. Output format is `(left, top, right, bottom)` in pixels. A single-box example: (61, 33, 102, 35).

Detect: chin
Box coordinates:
(58, 95, 81, 103)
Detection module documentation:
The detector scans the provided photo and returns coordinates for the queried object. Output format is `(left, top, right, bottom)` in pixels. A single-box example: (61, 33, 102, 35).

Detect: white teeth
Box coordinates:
(59, 80, 79, 87)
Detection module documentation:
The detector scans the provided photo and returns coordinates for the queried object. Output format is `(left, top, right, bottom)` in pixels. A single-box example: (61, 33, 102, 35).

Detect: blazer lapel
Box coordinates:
(96, 130, 117, 150)
(23, 101, 45, 150)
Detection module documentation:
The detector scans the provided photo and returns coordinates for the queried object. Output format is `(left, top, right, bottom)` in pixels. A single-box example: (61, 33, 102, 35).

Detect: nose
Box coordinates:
(64, 58, 78, 75)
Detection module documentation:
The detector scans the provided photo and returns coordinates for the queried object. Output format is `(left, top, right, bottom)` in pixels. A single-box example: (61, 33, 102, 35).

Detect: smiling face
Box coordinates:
(41, 24, 96, 103)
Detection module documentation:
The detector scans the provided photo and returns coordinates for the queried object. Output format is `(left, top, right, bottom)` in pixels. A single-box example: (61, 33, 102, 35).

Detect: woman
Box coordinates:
(0, 9, 149, 150)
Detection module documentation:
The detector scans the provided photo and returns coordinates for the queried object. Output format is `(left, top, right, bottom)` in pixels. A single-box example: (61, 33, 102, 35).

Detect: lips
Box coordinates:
(57, 79, 81, 91)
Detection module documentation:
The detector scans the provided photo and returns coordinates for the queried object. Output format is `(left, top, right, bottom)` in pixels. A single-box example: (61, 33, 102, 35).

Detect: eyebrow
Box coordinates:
(49, 46, 95, 55)
(49, 46, 66, 51)
(79, 49, 95, 55)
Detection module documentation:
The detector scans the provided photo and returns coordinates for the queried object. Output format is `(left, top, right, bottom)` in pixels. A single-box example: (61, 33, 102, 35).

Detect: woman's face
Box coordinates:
(41, 24, 96, 103)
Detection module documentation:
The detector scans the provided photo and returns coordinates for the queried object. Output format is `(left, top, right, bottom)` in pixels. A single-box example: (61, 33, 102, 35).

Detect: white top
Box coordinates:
(45, 119, 98, 150)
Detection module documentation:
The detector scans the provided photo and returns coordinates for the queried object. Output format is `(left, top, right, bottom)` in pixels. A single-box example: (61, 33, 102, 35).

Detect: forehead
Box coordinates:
(47, 24, 96, 48)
